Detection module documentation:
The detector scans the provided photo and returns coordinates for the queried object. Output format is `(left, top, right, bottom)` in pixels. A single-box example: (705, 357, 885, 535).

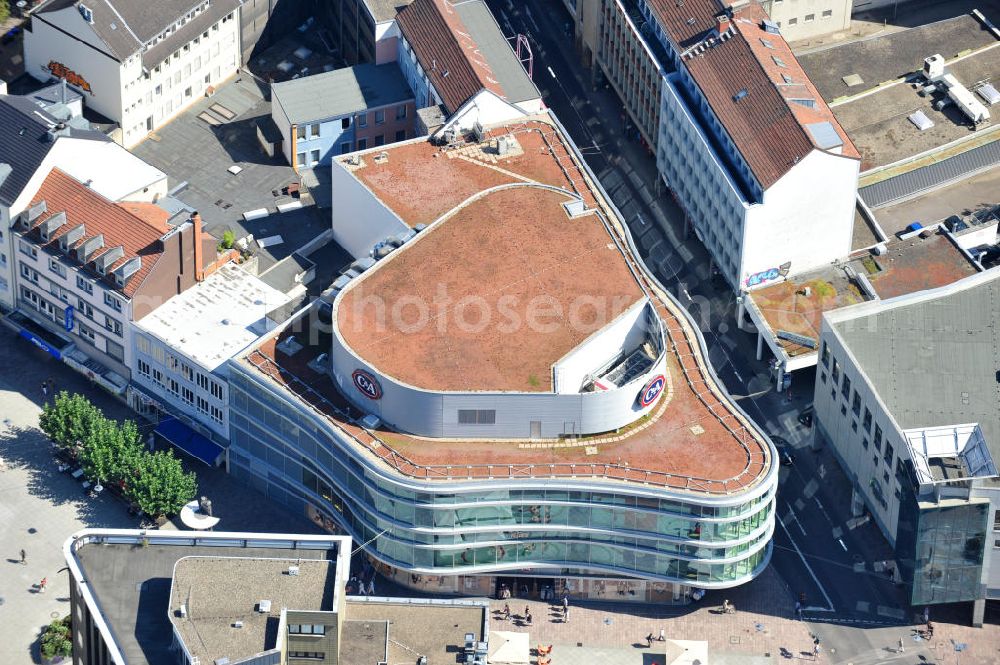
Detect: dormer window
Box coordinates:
(79, 4, 94, 23)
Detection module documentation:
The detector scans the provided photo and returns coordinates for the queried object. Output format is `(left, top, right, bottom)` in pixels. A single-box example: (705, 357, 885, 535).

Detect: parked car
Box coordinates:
(770, 435, 794, 466)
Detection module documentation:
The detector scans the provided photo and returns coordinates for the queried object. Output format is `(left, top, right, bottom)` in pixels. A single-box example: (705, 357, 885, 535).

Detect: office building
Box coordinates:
(814, 269, 1000, 624)
(271, 63, 415, 170)
(24, 0, 243, 147)
(573, 0, 860, 291)
(64, 528, 488, 665)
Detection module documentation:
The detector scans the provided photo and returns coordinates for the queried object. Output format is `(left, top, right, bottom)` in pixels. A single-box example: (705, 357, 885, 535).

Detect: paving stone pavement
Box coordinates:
(488, 566, 817, 662)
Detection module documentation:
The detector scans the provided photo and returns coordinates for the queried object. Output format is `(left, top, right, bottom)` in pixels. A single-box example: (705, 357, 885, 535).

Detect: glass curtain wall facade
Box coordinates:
(227, 365, 776, 588)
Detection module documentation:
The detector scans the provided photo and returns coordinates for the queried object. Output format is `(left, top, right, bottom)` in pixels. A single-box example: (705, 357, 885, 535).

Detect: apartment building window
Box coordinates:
(182, 386, 194, 405)
(210, 405, 223, 424)
(374, 134, 384, 147)
(340, 142, 352, 154)
(358, 114, 367, 128)
(395, 129, 406, 142)
(152, 368, 163, 386)
(310, 149, 320, 164)
(49, 258, 65, 277)
(771, 56, 787, 68)
(841, 374, 851, 400)
(873, 424, 883, 451)
(288, 653, 325, 660)
(788, 17, 798, 25)
(862, 437, 869, 449)
(106, 340, 124, 362)
(822, 9, 833, 18)
(181, 363, 194, 382)
(396, 104, 407, 120)
(884, 442, 894, 467)
(297, 125, 306, 140)
(19, 239, 38, 258)
(288, 625, 326, 635)
(341, 117, 350, 130)
(308, 123, 320, 138)
(138, 359, 151, 377)
(136, 335, 151, 355)
(104, 292, 123, 312)
(78, 324, 96, 345)
(357, 138, 367, 150)
(197, 396, 209, 414)
(296, 152, 306, 166)
(831, 358, 840, 384)
(210, 380, 224, 400)
(20, 264, 39, 284)
(863, 408, 872, 432)
(804, 13, 815, 22)
(851, 391, 861, 415)
(105, 316, 122, 337)
(374, 109, 385, 125)
(197, 373, 209, 390)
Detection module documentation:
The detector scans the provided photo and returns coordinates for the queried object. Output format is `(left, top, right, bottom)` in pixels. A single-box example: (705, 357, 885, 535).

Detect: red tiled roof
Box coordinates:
(647, 0, 726, 49)
(118, 202, 171, 233)
(396, 0, 504, 112)
(26, 169, 166, 298)
(681, 4, 858, 188)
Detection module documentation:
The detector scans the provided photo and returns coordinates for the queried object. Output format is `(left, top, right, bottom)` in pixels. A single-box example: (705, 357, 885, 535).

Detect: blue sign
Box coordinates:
(639, 374, 666, 408)
(18, 329, 62, 360)
(64, 305, 74, 332)
(745, 261, 792, 288)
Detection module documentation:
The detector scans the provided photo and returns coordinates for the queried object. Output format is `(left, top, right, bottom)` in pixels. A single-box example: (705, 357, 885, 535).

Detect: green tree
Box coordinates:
(125, 449, 197, 518)
(40, 616, 72, 661)
(0, 2, 11, 24)
(38, 392, 102, 452)
(79, 417, 143, 487)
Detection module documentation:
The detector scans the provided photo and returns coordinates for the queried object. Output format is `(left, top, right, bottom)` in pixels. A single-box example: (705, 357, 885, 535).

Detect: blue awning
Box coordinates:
(19, 328, 63, 359)
(154, 417, 224, 467)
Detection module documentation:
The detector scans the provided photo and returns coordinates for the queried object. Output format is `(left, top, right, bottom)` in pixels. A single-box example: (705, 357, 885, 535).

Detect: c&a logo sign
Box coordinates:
(352, 369, 382, 400)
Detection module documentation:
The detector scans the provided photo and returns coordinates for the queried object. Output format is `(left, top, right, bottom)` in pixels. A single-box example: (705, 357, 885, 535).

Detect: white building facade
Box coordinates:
(25, 0, 242, 147)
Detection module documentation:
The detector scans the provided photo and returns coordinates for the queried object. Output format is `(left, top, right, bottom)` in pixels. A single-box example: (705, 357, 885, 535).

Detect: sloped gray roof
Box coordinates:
(0, 95, 108, 205)
(831, 271, 1000, 464)
(364, 0, 414, 23)
(272, 63, 414, 125)
(453, 0, 539, 105)
(33, 0, 240, 62)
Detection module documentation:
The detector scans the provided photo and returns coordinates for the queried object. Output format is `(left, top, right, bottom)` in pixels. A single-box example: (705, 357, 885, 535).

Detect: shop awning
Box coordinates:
(154, 417, 224, 467)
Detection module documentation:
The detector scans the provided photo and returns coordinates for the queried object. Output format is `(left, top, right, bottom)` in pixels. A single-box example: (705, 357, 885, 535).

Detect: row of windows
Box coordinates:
(136, 335, 224, 400)
(287, 653, 325, 660)
(287, 624, 326, 635)
(773, 8, 834, 27)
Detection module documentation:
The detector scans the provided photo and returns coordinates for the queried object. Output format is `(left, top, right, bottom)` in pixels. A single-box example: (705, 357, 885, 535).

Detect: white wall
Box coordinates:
(741, 149, 859, 288)
(24, 8, 124, 125)
(444, 90, 533, 134)
(552, 298, 650, 394)
(329, 157, 410, 258)
(767, 0, 852, 41)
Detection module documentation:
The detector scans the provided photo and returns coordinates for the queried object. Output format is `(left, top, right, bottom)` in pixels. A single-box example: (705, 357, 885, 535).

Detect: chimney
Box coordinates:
(191, 211, 205, 282)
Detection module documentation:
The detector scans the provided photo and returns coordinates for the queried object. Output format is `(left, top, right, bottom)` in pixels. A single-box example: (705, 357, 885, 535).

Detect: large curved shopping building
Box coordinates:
(228, 113, 778, 603)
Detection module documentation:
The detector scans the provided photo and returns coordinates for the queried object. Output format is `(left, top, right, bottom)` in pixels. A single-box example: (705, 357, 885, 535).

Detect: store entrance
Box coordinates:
(495, 576, 556, 601)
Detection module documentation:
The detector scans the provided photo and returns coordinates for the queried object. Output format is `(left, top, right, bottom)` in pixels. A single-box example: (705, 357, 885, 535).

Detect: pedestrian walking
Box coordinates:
(41, 382, 48, 398)
(922, 606, 930, 625)
(562, 594, 568, 610)
(525, 610, 532, 626)
(795, 600, 802, 620)
(646, 632, 654, 648)
(20, 548, 26, 565)
(366, 578, 375, 596)
(39, 577, 47, 593)
(563, 605, 569, 623)
(897, 637, 905, 653)
(658, 628, 665, 641)
(813, 643, 821, 660)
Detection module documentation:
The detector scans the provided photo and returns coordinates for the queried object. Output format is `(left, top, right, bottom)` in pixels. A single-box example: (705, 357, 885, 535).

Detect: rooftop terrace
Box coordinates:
(748, 230, 979, 358)
(242, 117, 772, 494)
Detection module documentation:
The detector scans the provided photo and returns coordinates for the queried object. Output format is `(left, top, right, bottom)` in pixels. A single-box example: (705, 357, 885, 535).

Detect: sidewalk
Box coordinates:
(487, 566, 817, 661)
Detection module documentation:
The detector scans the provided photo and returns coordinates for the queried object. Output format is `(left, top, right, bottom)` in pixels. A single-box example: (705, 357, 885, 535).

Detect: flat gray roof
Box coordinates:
(75, 542, 336, 665)
(365, 0, 414, 23)
(170, 557, 335, 665)
(345, 599, 486, 664)
(272, 63, 414, 125)
(829, 270, 1000, 468)
(454, 0, 540, 105)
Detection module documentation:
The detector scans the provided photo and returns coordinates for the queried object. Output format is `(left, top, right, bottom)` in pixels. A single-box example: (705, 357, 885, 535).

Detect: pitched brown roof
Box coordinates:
(680, 3, 858, 188)
(396, 0, 504, 112)
(25, 169, 166, 297)
(647, 0, 726, 49)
